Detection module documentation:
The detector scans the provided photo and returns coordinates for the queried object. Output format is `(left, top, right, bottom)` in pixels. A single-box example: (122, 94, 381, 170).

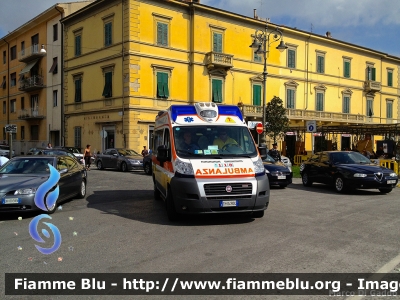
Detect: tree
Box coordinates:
(264, 96, 289, 143)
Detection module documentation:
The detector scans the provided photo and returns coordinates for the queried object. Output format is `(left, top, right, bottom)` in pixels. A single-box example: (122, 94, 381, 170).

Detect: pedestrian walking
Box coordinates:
(84, 144, 92, 170)
(46, 143, 52, 149)
(141, 146, 149, 157)
(268, 143, 281, 161)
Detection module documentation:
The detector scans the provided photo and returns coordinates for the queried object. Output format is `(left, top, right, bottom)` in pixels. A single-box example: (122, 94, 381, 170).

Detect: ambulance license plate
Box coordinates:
(387, 180, 396, 184)
(220, 200, 238, 207)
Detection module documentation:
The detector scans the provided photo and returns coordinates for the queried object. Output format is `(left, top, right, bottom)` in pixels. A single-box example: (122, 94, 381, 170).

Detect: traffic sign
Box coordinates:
(256, 123, 263, 134)
(100, 130, 108, 138)
(5, 124, 17, 133)
(306, 120, 316, 133)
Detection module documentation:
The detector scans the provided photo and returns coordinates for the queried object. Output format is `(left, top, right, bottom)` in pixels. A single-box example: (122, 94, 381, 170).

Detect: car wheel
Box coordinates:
(302, 172, 313, 186)
(166, 187, 179, 222)
(144, 163, 152, 175)
(379, 188, 393, 193)
(77, 179, 86, 199)
(252, 210, 264, 218)
(335, 176, 346, 193)
(154, 181, 161, 201)
(97, 160, 103, 170)
(46, 201, 58, 214)
(121, 162, 127, 172)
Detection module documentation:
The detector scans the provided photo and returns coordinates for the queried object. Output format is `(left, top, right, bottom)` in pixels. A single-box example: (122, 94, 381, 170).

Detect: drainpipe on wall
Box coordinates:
(55, 6, 65, 146)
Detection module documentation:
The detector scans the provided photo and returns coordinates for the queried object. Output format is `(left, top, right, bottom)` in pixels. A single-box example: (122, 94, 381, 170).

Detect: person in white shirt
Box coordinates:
(0, 156, 9, 166)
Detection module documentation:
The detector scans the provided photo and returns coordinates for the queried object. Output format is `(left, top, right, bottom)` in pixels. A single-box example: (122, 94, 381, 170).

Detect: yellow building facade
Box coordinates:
(61, 0, 400, 157)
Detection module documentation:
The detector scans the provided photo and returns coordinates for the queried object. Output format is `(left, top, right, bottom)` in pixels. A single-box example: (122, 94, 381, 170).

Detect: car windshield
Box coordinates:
(263, 154, 276, 163)
(330, 152, 372, 164)
(0, 157, 53, 174)
(118, 149, 140, 156)
(172, 125, 257, 158)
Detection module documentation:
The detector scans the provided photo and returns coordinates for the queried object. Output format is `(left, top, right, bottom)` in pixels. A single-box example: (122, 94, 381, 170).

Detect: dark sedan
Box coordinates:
(263, 154, 292, 188)
(0, 155, 87, 214)
(300, 151, 398, 193)
(95, 148, 143, 172)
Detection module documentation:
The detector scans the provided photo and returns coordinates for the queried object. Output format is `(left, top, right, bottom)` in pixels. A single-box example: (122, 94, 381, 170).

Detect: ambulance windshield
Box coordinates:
(173, 126, 257, 158)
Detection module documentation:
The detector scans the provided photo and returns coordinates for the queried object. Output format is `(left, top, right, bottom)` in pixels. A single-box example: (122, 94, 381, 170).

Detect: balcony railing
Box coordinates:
(364, 80, 381, 92)
(239, 104, 368, 123)
(17, 108, 45, 120)
(205, 52, 233, 70)
(19, 75, 45, 92)
(18, 44, 46, 62)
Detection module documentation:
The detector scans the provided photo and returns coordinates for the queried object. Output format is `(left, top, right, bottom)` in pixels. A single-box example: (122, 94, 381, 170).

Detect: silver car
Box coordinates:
(95, 148, 143, 172)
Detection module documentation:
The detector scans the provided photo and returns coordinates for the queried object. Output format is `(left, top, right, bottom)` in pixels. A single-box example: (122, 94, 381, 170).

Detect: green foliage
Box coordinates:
(264, 96, 289, 143)
(291, 165, 301, 178)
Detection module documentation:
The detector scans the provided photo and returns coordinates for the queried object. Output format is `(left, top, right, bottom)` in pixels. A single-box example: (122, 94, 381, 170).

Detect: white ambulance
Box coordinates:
(152, 102, 270, 221)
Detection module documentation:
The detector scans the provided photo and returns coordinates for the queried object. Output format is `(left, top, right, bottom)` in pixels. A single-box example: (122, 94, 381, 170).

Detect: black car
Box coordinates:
(263, 154, 292, 188)
(300, 151, 398, 193)
(95, 148, 143, 172)
(0, 155, 87, 214)
(143, 154, 152, 175)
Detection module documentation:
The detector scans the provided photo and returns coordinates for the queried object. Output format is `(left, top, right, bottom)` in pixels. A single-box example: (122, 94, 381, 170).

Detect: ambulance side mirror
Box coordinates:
(157, 145, 171, 163)
(258, 146, 267, 160)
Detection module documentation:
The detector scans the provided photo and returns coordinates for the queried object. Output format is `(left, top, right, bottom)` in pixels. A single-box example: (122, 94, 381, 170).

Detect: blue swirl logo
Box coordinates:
(29, 164, 62, 255)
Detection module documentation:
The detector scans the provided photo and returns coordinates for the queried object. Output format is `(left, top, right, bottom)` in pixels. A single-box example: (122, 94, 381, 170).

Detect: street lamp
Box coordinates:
(250, 22, 288, 145)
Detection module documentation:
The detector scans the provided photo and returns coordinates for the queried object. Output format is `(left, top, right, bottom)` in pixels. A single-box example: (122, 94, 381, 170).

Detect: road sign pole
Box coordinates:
(9, 132, 13, 159)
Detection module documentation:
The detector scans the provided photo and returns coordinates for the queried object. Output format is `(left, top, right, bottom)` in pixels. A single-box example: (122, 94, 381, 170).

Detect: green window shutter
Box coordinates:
(288, 49, 295, 68)
(344, 61, 350, 78)
(75, 36, 81, 56)
(213, 33, 222, 53)
(102, 72, 112, 98)
(317, 56, 324, 73)
(157, 23, 168, 46)
(387, 102, 393, 119)
(316, 93, 323, 111)
(388, 72, 393, 87)
(105, 23, 112, 46)
(162, 73, 169, 98)
(157, 72, 165, 98)
(343, 96, 350, 113)
(371, 67, 376, 81)
(212, 79, 222, 103)
(286, 89, 295, 109)
(253, 85, 261, 106)
(75, 79, 81, 102)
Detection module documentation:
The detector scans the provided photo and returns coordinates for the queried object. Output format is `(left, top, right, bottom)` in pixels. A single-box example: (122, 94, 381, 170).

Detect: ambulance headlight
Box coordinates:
(174, 158, 194, 175)
(253, 157, 266, 176)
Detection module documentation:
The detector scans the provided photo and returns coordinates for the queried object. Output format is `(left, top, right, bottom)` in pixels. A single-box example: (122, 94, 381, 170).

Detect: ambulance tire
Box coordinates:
(153, 181, 161, 201)
(166, 187, 179, 222)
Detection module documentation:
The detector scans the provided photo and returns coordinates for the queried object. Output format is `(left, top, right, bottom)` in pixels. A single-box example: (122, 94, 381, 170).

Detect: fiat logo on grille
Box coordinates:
(226, 185, 232, 193)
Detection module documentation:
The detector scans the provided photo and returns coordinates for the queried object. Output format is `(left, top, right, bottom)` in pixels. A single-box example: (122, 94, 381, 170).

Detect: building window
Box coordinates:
(75, 35, 81, 56)
(366, 98, 373, 116)
(2, 51, 5, 64)
(316, 93, 324, 111)
(343, 58, 351, 78)
(316, 52, 325, 74)
(156, 22, 168, 46)
(213, 32, 223, 53)
(366, 65, 376, 81)
(156, 72, 169, 99)
(74, 77, 82, 102)
(252, 84, 261, 106)
(21, 126, 25, 140)
(287, 48, 296, 69)
(104, 22, 112, 46)
(10, 99, 16, 113)
(74, 127, 81, 148)
(343, 96, 350, 113)
(286, 89, 295, 109)
(31, 94, 39, 111)
(10, 73, 16, 87)
(1, 76, 5, 89)
(21, 41, 25, 56)
(387, 69, 393, 87)
(3, 101, 6, 114)
(212, 78, 223, 103)
(30, 125, 39, 140)
(21, 97, 24, 110)
(49, 57, 58, 74)
(10, 46, 16, 60)
(53, 24, 58, 41)
(53, 90, 58, 107)
(386, 100, 393, 119)
(102, 72, 112, 98)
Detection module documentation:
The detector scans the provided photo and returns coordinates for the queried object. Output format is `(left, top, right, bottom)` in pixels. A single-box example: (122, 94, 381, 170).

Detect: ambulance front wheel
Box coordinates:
(166, 187, 180, 222)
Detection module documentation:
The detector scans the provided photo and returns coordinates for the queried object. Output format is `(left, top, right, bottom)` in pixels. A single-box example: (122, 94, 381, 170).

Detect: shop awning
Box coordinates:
(19, 58, 39, 75)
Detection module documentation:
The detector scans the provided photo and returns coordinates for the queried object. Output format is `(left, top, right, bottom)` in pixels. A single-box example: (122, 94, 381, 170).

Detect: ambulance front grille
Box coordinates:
(204, 183, 252, 196)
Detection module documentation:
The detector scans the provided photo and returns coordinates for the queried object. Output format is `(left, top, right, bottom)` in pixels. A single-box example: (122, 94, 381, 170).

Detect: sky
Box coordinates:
(1, 0, 399, 57)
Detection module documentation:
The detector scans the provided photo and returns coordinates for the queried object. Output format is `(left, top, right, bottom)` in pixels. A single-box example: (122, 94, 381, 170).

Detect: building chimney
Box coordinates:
(254, 9, 258, 19)
(326, 31, 332, 38)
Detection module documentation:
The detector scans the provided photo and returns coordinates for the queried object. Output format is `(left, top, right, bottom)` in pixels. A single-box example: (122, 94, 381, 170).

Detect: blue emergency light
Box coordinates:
(217, 105, 243, 121)
(170, 104, 243, 122)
